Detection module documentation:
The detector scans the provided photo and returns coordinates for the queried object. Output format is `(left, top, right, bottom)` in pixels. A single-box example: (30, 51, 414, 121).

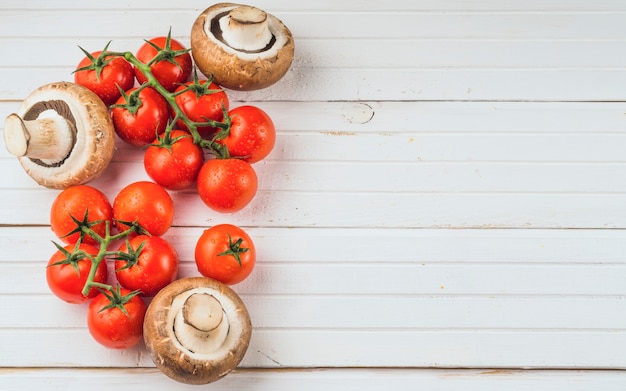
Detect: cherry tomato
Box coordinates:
(196, 158, 258, 213)
(144, 130, 204, 190)
(50, 185, 113, 245)
(219, 105, 276, 163)
(46, 243, 108, 304)
(134, 36, 192, 92)
(111, 86, 170, 147)
(174, 80, 229, 137)
(115, 235, 178, 297)
(74, 50, 135, 106)
(194, 224, 256, 285)
(87, 287, 147, 349)
(113, 181, 174, 236)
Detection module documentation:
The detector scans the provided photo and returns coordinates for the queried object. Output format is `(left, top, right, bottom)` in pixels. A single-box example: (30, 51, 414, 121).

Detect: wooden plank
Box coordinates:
(2, 10, 626, 40)
(7, 0, 626, 11)
(2, 329, 625, 368)
(2, 67, 625, 102)
(4, 294, 626, 330)
(3, 101, 625, 135)
(3, 227, 625, 265)
(2, 188, 625, 228)
(5, 158, 626, 193)
(4, 262, 626, 296)
(4, 38, 626, 69)
(1, 368, 625, 391)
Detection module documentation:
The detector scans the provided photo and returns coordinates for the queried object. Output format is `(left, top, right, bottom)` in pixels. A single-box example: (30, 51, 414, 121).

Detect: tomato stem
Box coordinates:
(77, 218, 144, 298)
(102, 35, 232, 159)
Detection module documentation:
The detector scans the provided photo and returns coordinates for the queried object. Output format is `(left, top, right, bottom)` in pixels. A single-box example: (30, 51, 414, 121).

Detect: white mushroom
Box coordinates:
(3, 82, 115, 189)
(143, 277, 252, 385)
(190, 3, 295, 91)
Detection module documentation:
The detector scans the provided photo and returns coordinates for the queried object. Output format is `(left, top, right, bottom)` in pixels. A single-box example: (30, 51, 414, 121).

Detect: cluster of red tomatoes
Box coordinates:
(44, 33, 265, 349)
(47, 182, 256, 349)
(74, 34, 276, 213)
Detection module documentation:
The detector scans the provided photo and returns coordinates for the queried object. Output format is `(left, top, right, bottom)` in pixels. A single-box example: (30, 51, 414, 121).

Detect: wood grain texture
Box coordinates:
(1, 0, 625, 389)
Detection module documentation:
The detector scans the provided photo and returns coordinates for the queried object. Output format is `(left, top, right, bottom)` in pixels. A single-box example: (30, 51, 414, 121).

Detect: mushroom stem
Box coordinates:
(174, 292, 230, 354)
(183, 293, 224, 332)
(219, 5, 273, 52)
(4, 110, 74, 161)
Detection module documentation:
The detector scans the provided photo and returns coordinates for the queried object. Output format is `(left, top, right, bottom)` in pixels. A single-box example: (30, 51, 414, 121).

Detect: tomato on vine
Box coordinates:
(73, 43, 135, 106)
(87, 286, 147, 349)
(113, 181, 174, 236)
(46, 242, 108, 304)
(218, 105, 276, 163)
(196, 158, 258, 213)
(174, 79, 229, 137)
(194, 224, 256, 285)
(114, 235, 179, 297)
(111, 86, 170, 147)
(50, 185, 113, 245)
(134, 35, 192, 92)
(144, 130, 205, 190)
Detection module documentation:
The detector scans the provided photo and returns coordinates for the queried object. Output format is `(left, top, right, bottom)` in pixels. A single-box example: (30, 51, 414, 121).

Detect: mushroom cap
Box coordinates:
(143, 277, 252, 385)
(7, 82, 115, 189)
(190, 3, 295, 91)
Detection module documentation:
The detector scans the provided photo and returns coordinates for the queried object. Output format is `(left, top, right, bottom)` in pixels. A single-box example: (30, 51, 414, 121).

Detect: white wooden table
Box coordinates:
(1, 1, 626, 389)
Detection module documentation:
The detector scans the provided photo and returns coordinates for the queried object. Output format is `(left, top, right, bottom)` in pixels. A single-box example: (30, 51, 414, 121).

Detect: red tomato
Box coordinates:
(219, 106, 276, 163)
(50, 185, 113, 245)
(134, 36, 192, 92)
(113, 181, 174, 236)
(174, 80, 229, 137)
(46, 243, 108, 304)
(144, 130, 204, 190)
(115, 235, 178, 297)
(194, 224, 256, 285)
(111, 86, 170, 147)
(74, 50, 135, 106)
(87, 287, 147, 349)
(196, 158, 258, 213)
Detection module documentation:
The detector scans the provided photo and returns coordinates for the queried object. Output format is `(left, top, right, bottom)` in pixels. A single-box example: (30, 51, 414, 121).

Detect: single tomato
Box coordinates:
(134, 36, 192, 92)
(74, 49, 135, 106)
(194, 224, 256, 285)
(218, 105, 276, 163)
(87, 287, 147, 349)
(174, 80, 229, 137)
(50, 185, 113, 245)
(144, 130, 204, 190)
(196, 158, 258, 213)
(113, 181, 174, 236)
(46, 242, 108, 304)
(115, 235, 179, 297)
(111, 86, 170, 147)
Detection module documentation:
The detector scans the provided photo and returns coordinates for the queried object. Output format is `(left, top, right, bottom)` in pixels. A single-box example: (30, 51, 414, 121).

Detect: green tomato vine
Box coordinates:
(82, 30, 233, 158)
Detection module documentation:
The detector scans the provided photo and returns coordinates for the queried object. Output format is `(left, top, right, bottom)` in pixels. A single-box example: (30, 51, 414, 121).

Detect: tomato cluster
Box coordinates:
(47, 184, 177, 349)
(74, 33, 276, 213)
(46, 182, 257, 350)
(44, 31, 267, 351)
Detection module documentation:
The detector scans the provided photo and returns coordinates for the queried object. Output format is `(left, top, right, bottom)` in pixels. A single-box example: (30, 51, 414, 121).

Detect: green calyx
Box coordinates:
(217, 233, 249, 268)
(145, 29, 191, 69)
(112, 238, 146, 272)
(97, 285, 142, 317)
(73, 41, 115, 82)
(48, 239, 93, 276)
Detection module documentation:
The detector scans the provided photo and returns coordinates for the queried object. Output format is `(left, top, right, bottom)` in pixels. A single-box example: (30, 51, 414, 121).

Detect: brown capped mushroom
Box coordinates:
(143, 277, 252, 385)
(191, 3, 295, 91)
(3, 82, 115, 189)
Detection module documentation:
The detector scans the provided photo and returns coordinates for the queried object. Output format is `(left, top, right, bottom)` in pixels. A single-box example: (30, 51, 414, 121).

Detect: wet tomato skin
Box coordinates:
(113, 181, 174, 236)
(50, 185, 113, 245)
(196, 158, 258, 213)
